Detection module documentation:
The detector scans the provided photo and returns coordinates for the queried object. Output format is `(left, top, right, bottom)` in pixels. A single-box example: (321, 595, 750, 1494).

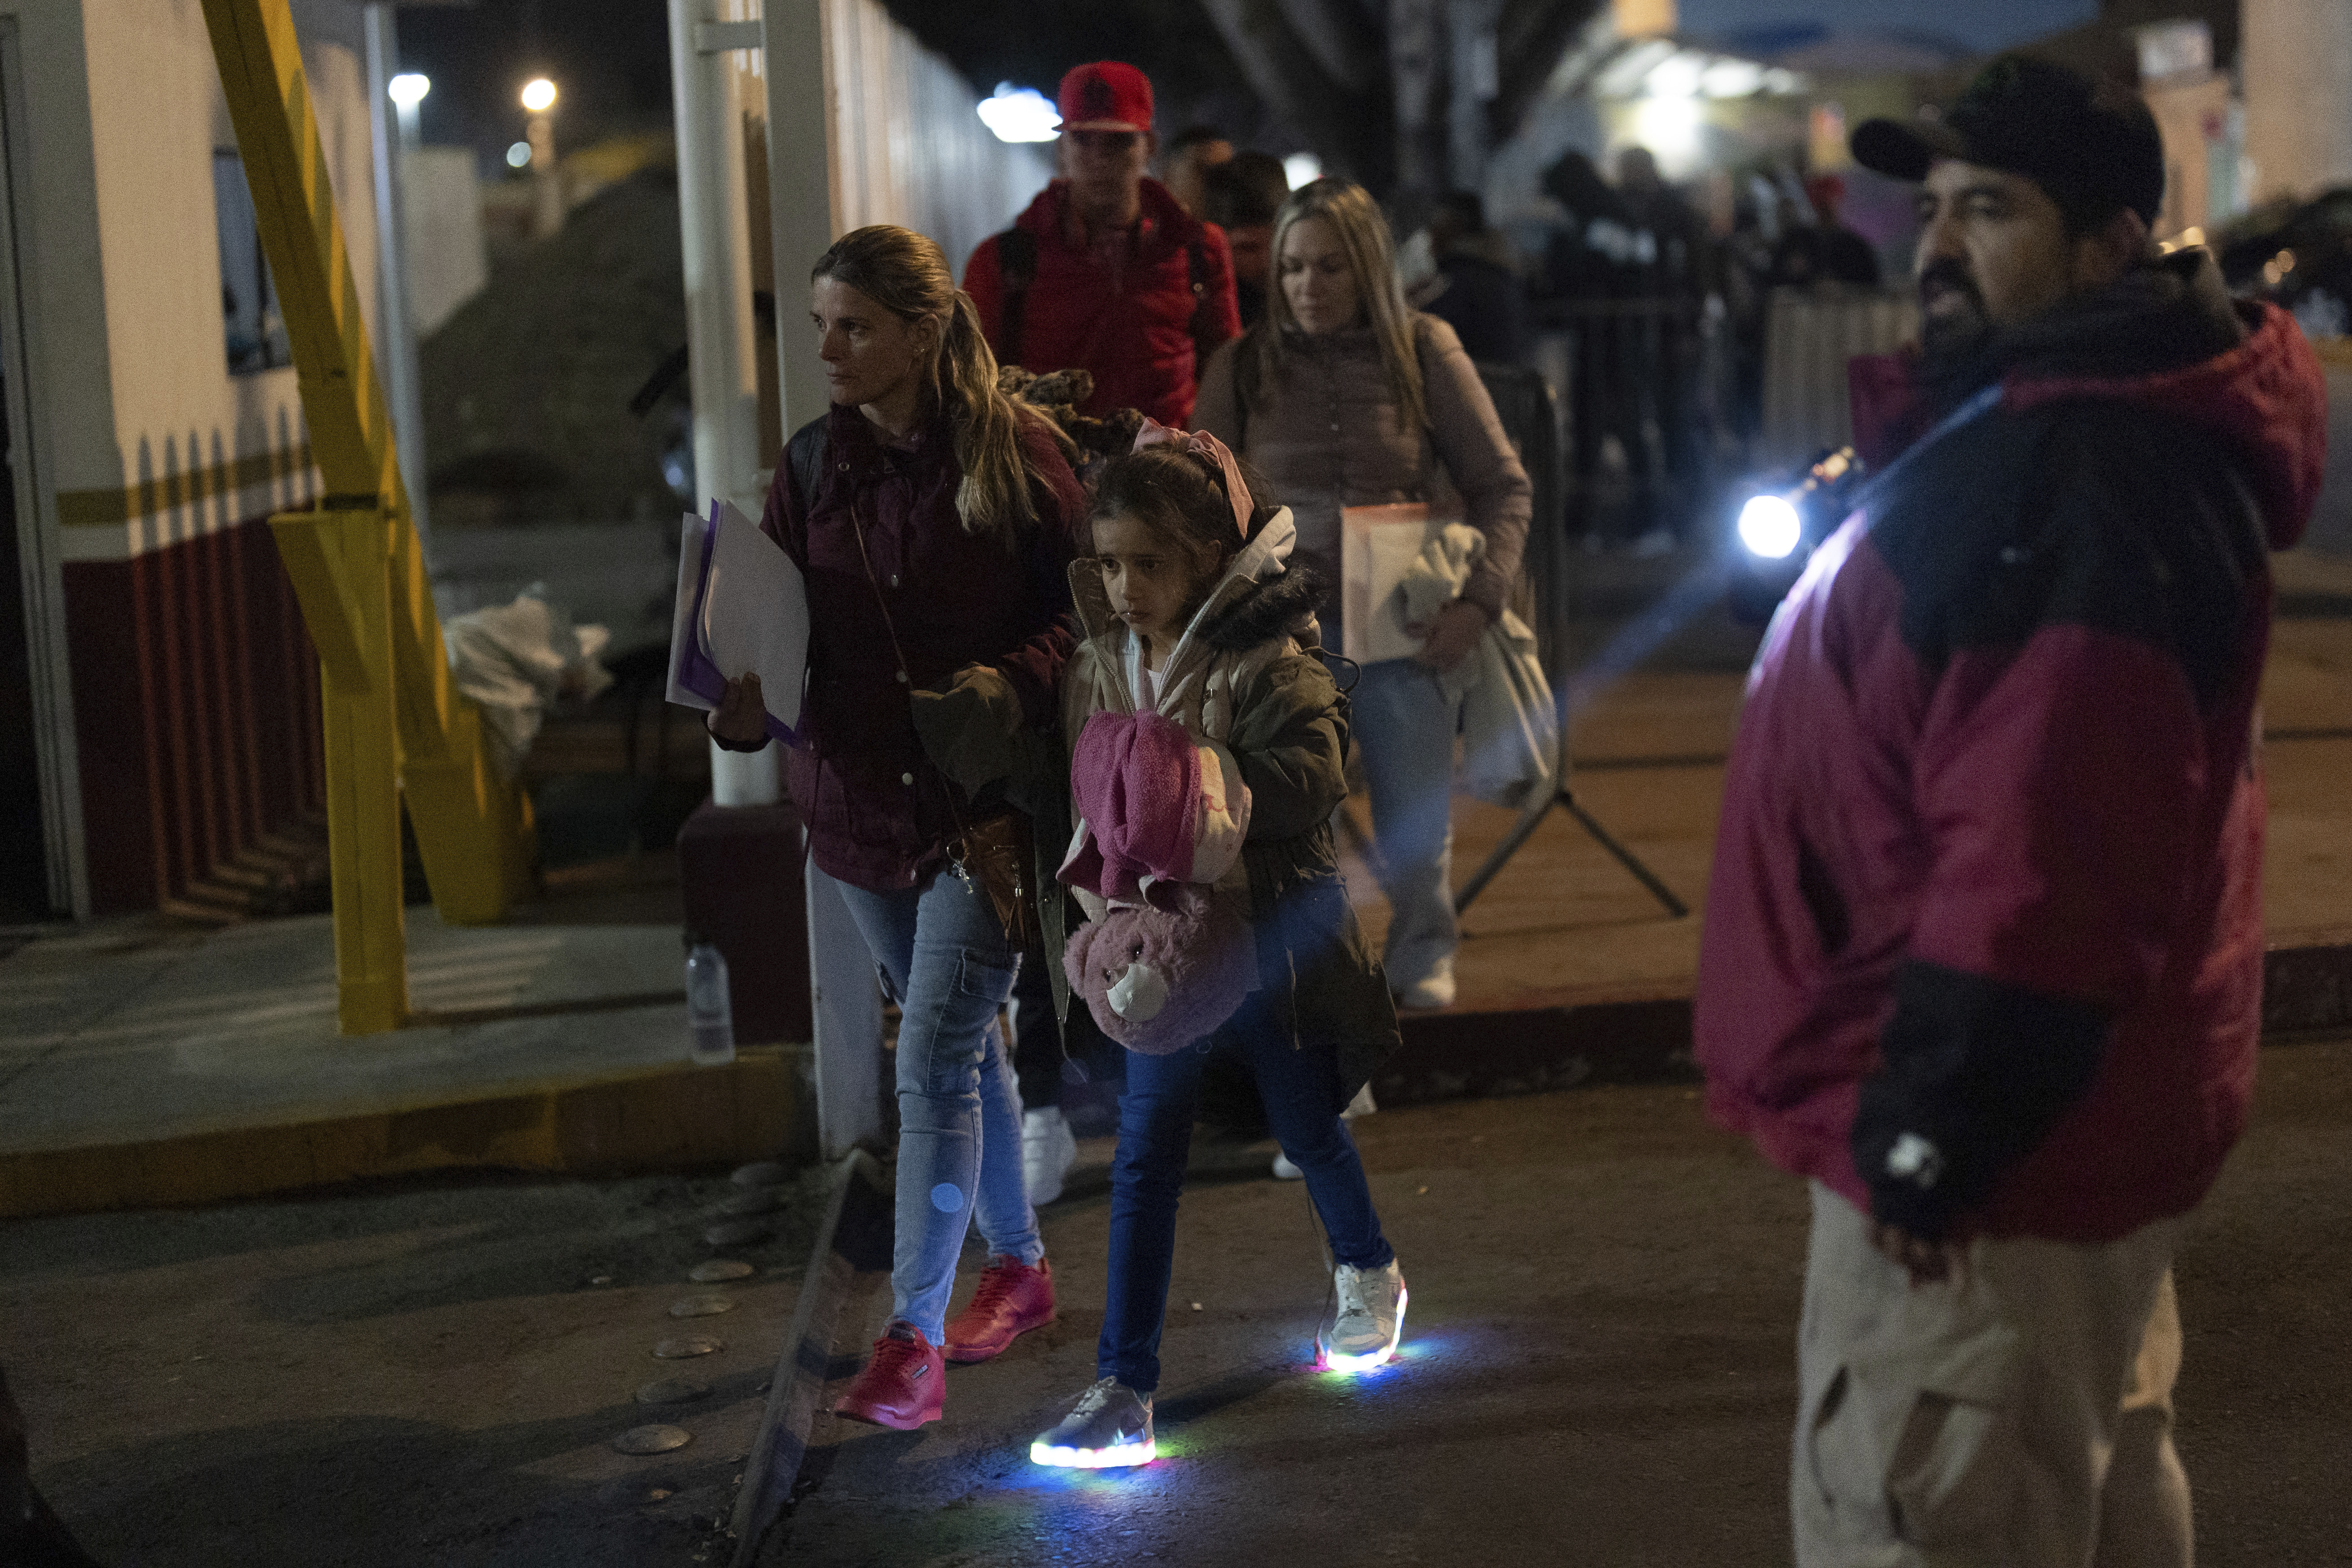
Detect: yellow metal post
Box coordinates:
(203, 0, 533, 1033)
(271, 506, 407, 1032)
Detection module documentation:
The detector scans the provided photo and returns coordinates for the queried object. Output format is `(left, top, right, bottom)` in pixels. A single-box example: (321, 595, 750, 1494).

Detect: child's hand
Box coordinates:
(708, 673, 768, 747)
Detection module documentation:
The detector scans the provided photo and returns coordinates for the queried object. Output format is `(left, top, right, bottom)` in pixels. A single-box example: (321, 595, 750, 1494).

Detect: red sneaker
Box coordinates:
(943, 1256, 1056, 1364)
(832, 1323, 944, 1430)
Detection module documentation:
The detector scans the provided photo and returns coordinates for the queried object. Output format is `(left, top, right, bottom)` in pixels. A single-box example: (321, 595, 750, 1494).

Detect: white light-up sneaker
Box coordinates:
(1031, 1377, 1155, 1469)
(1023, 1107, 1079, 1206)
(1318, 1258, 1407, 1371)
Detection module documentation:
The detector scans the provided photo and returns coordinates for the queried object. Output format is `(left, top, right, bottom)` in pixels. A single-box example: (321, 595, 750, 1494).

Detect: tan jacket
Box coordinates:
(1193, 313, 1531, 622)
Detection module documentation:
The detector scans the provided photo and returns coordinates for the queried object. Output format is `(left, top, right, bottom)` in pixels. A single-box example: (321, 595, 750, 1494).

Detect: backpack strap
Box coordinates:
(1185, 232, 1222, 368)
(785, 417, 827, 519)
(996, 227, 1038, 366)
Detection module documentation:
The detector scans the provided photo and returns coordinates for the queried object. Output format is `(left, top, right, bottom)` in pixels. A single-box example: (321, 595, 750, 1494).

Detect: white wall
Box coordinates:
(59, 0, 380, 561)
(822, 0, 1053, 276)
(2242, 0, 2352, 204)
(403, 145, 486, 339)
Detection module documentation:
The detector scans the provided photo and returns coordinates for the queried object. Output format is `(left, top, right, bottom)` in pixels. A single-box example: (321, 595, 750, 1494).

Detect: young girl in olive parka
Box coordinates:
(1028, 426, 1405, 1469)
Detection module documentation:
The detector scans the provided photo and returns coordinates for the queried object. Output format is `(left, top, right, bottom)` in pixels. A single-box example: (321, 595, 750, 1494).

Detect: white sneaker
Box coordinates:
(1342, 1084, 1376, 1120)
(1271, 1151, 1303, 1180)
(1394, 963, 1455, 1011)
(1022, 1107, 1078, 1206)
(1319, 1258, 1408, 1371)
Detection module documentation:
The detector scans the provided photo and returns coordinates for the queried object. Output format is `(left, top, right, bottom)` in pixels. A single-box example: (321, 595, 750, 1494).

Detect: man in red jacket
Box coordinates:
(1696, 58, 2327, 1566)
(964, 61, 1240, 428)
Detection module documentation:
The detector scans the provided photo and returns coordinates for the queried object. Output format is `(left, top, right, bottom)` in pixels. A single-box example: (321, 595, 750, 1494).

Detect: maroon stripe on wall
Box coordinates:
(65, 513, 324, 915)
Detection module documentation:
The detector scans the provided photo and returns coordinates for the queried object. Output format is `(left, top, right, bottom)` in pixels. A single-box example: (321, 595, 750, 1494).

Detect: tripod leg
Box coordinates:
(1562, 792, 1690, 919)
(1453, 790, 1561, 916)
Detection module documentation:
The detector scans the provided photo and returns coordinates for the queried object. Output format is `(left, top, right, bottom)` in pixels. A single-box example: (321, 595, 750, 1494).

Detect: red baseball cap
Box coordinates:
(1057, 61, 1153, 135)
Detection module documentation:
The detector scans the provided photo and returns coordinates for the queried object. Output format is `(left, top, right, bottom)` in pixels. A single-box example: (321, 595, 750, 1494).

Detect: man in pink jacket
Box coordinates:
(1696, 58, 2327, 1566)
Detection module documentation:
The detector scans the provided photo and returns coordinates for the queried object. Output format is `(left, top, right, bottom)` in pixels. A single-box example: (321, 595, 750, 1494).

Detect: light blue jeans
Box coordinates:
(827, 864, 1042, 1344)
(1351, 656, 1462, 991)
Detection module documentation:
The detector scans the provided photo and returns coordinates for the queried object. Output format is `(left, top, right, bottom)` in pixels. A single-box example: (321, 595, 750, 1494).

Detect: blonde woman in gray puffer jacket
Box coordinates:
(1195, 177, 1532, 1011)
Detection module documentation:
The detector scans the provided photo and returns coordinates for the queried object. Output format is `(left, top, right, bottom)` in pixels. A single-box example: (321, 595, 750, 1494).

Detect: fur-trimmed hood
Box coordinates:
(1068, 505, 1321, 715)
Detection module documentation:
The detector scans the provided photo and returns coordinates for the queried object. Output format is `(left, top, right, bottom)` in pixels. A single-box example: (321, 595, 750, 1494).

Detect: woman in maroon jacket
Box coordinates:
(709, 225, 1087, 1431)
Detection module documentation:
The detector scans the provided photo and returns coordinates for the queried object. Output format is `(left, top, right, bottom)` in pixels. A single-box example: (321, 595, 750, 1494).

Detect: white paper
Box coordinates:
(1341, 503, 1446, 665)
(663, 508, 714, 711)
(665, 501, 807, 738)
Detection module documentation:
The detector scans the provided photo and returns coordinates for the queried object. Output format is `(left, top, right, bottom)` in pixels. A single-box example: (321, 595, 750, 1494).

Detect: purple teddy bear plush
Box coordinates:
(1063, 884, 1255, 1055)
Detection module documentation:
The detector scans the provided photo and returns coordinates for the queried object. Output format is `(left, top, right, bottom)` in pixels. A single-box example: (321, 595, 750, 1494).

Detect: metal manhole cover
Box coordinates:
(668, 1295, 738, 1318)
(652, 1336, 723, 1358)
(636, 1378, 710, 1405)
(689, 1260, 755, 1283)
(612, 1424, 693, 1455)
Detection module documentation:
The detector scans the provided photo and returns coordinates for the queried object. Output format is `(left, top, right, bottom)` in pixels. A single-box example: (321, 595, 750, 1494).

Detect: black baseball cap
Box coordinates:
(1852, 56, 2163, 228)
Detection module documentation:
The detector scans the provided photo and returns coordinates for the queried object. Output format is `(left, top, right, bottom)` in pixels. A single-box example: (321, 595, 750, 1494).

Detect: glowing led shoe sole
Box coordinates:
(1317, 1259, 1407, 1371)
(1031, 1377, 1155, 1469)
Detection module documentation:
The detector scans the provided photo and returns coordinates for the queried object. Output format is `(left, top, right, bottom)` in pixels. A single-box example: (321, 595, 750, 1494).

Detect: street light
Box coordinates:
(387, 72, 427, 150)
(519, 78, 561, 237)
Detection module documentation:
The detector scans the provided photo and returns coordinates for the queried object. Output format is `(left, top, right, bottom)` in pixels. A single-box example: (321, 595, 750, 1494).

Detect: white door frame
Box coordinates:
(0, 16, 89, 920)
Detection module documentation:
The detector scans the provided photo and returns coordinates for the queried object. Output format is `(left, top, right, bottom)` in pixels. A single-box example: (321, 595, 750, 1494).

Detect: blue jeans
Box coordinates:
(828, 865, 1042, 1344)
(1100, 989, 1394, 1392)
(1351, 656, 1462, 989)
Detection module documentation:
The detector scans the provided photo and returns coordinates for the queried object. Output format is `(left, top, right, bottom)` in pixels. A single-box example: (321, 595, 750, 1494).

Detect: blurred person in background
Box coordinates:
(1194, 177, 1530, 1014)
(1162, 124, 1234, 217)
(1537, 150, 1644, 548)
(1769, 173, 1882, 289)
(1410, 190, 1530, 366)
(966, 63, 1240, 428)
(1614, 146, 1708, 556)
(1203, 151, 1291, 330)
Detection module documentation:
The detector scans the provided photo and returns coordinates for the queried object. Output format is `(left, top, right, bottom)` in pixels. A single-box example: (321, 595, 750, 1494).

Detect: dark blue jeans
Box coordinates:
(1100, 990, 1394, 1392)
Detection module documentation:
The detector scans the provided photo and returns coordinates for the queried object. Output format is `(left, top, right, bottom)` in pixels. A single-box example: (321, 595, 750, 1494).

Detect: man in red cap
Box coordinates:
(964, 61, 1240, 428)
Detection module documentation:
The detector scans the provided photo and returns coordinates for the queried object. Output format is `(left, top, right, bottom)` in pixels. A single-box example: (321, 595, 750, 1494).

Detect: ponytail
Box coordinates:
(937, 292, 1038, 549)
(811, 225, 1044, 552)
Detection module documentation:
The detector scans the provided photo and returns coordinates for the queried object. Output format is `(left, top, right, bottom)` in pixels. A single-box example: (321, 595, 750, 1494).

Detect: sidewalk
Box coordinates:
(0, 867, 806, 1218)
(3, 553, 2346, 1218)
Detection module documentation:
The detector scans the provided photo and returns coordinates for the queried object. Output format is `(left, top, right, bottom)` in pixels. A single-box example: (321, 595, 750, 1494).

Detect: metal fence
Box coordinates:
(1756, 286, 1919, 470)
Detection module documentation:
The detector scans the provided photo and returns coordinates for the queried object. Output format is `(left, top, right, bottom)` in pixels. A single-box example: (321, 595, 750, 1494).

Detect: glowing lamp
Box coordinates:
(1282, 153, 1322, 190)
(387, 73, 430, 108)
(1737, 494, 1803, 560)
(505, 141, 532, 169)
(521, 77, 558, 113)
(1031, 1437, 1157, 1469)
(977, 83, 1060, 144)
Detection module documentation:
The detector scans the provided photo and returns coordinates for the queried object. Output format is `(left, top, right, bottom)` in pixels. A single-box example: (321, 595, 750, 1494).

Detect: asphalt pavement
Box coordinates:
(4, 1041, 2347, 1564)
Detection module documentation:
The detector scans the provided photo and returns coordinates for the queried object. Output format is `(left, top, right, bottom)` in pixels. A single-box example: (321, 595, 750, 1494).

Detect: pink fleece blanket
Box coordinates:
(1061, 710, 1203, 903)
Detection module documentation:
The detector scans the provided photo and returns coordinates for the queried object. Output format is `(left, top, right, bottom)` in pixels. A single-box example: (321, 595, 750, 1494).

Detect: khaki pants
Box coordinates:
(1793, 1184, 2193, 1568)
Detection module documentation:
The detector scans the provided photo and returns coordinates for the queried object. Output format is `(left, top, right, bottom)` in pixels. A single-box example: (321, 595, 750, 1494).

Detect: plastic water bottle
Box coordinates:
(684, 936, 735, 1066)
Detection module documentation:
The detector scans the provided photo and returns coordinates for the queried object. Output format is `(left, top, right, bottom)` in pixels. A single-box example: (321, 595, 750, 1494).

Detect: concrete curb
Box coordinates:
(728, 1147, 892, 1568)
(1374, 941, 2352, 1110)
(0, 1047, 807, 1220)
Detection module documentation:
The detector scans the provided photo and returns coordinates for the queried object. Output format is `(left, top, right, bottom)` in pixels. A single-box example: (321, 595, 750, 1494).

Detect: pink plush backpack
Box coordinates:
(1063, 884, 1255, 1055)
(1059, 708, 1258, 1054)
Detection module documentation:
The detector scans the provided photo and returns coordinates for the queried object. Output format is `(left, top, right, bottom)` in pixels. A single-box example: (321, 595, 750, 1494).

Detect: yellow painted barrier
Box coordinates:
(203, 0, 532, 1032)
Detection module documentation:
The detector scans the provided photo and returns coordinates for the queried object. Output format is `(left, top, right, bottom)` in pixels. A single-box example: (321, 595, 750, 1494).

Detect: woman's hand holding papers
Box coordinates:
(708, 673, 769, 748)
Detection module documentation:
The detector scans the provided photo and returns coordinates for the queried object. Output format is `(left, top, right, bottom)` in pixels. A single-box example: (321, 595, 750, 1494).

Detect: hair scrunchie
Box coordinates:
(1131, 419, 1255, 540)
